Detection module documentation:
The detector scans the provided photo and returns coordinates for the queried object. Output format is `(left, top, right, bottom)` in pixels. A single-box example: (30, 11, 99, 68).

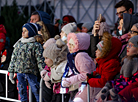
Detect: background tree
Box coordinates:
(1, 0, 29, 47)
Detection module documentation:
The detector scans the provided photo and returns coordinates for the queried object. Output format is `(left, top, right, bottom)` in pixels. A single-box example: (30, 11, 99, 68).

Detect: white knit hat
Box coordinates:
(61, 22, 77, 35)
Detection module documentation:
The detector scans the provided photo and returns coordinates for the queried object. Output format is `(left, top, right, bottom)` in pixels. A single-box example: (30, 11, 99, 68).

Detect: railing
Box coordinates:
(0, 70, 21, 102)
(0, 70, 43, 102)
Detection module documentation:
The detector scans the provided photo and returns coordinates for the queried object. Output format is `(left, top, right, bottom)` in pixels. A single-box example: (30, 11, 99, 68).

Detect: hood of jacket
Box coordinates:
(37, 11, 51, 25)
(123, 13, 138, 35)
(67, 33, 90, 52)
(96, 37, 122, 63)
(0, 24, 6, 34)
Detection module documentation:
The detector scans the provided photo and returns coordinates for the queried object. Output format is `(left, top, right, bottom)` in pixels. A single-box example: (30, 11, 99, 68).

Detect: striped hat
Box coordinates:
(96, 41, 103, 51)
(22, 23, 40, 37)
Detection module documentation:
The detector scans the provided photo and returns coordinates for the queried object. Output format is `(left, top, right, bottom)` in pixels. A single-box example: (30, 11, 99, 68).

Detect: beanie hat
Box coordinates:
(43, 38, 68, 65)
(22, 23, 39, 37)
(129, 35, 138, 48)
(96, 41, 103, 51)
(82, 22, 92, 31)
(61, 22, 77, 35)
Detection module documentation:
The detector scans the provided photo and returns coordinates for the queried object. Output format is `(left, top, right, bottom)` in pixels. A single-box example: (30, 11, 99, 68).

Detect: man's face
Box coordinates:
(116, 6, 128, 19)
(30, 14, 40, 23)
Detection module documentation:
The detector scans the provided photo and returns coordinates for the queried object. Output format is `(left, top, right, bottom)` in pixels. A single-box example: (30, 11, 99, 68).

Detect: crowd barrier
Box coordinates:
(0, 70, 43, 102)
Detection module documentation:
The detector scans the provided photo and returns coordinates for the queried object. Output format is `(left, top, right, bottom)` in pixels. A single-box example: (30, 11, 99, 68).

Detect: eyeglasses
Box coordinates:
(129, 30, 138, 34)
(116, 10, 127, 16)
(127, 44, 134, 48)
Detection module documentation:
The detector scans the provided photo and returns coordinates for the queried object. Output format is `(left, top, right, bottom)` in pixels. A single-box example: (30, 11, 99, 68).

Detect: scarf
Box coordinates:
(61, 50, 86, 86)
(13, 37, 36, 47)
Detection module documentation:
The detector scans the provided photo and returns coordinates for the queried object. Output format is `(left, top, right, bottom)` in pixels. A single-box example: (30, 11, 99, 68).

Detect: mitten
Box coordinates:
(40, 69, 47, 79)
(9, 73, 15, 84)
(45, 81, 51, 89)
(87, 72, 93, 79)
(62, 78, 71, 87)
(43, 73, 50, 82)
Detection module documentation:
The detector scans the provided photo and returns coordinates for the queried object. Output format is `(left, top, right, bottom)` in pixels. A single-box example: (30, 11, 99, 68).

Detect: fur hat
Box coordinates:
(96, 41, 103, 51)
(61, 22, 77, 35)
(43, 37, 68, 65)
(82, 22, 92, 31)
(129, 35, 138, 48)
(22, 23, 39, 37)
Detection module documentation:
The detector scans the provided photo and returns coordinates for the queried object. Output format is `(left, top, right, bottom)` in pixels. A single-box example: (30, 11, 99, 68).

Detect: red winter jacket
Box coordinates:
(0, 24, 6, 65)
(88, 37, 122, 88)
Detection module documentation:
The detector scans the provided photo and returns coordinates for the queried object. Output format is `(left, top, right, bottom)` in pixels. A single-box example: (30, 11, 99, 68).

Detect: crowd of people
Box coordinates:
(0, 0, 138, 102)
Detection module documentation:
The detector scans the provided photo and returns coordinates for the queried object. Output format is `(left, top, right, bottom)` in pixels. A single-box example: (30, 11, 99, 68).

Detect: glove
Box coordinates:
(43, 73, 50, 82)
(62, 78, 71, 87)
(87, 72, 94, 79)
(40, 70, 47, 79)
(45, 81, 51, 89)
(9, 73, 15, 84)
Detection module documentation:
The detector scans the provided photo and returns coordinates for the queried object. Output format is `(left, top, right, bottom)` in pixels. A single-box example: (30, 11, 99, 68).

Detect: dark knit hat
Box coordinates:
(22, 23, 39, 37)
(129, 35, 138, 48)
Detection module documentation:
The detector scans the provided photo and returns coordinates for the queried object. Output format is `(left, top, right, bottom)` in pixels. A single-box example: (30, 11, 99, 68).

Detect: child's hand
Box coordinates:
(62, 78, 71, 87)
(9, 73, 15, 84)
(43, 74, 50, 82)
(40, 70, 47, 78)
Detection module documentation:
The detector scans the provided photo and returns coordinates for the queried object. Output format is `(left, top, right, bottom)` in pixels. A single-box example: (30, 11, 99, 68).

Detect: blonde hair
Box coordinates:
(36, 21, 50, 42)
(100, 31, 112, 58)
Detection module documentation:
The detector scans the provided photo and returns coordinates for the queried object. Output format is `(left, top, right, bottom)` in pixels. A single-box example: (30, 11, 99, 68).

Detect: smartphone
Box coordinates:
(98, 14, 102, 23)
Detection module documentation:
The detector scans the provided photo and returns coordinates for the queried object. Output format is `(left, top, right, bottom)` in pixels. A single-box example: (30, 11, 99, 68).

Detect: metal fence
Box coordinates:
(0, 0, 138, 27)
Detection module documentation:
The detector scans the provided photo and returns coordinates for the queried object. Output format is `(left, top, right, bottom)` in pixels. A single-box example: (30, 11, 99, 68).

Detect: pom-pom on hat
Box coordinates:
(22, 23, 39, 37)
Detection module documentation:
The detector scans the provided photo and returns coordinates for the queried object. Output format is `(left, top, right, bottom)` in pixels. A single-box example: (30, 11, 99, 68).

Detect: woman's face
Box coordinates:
(60, 31, 67, 39)
(127, 42, 138, 56)
(95, 49, 102, 58)
(129, 25, 138, 38)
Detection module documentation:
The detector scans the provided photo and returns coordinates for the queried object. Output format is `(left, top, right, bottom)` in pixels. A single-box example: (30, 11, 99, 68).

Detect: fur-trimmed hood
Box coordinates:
(67, 33, 90, 52)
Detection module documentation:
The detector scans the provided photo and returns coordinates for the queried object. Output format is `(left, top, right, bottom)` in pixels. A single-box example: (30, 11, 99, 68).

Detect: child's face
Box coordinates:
(95, 49, 102, 58)
(60, 31, 67, 39)
(127, 42, 138, 56)
(68, 43, 75, 53)
(22, 27, 29, 38)
(81, 27, 88, 33)
(44, 57, 53, 67)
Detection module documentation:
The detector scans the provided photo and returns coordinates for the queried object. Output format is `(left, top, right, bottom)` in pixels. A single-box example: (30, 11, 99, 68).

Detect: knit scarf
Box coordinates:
(13, 37, 36, 47)
(62, 50, 87, 79)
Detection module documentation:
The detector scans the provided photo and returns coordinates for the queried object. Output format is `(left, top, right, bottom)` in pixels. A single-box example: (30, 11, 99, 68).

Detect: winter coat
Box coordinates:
(65, 33, 97, 102)
(0, 24, 6, 65)
(88, 37, 122, 88)
(8, 39, 45, 76)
